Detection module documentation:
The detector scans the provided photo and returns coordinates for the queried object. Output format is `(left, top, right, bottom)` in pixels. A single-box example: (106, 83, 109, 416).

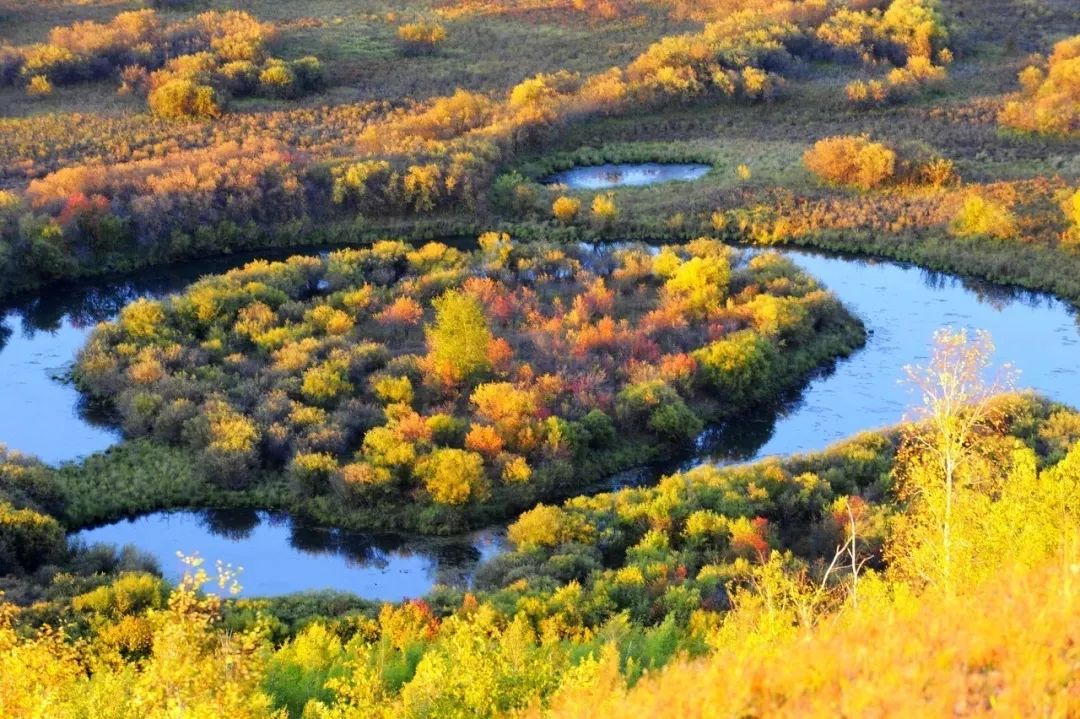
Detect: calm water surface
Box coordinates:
(712, 248, 1080, 460)
(75, 509, 506, 600)
(544, 163, 711, 189)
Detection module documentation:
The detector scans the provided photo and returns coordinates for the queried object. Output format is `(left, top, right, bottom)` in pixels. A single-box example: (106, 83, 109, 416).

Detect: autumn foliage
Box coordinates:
(803, 135, 897, 190)
(73, 237, 859, 524)
(999, 34, 1080, 137)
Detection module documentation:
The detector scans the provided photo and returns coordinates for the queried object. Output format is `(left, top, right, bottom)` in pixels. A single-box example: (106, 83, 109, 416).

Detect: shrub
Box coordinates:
(949, 194, 1017, 240)
(803, 135, 896, 189)
(648, 399, 705, 445)
(501, 455, 532, 484)
(919, 157, 958, 188)
(663, 255, 730, 318)
(693, 330, 777, 406)
(259, 61, 299, 99)
(0, 501, 65, 573)
(289, 452, 339, 494)
(999, 35, 1080, 137)
(72, 572, 167, 616)
(507, 504, 592, 550)
(591, 193, 618, 228)
(1063, 189, 1080, 246)
(416, 448, 487, 505)
(219, 60, 259, 94)
(397, 22, 447, 55)
(26, 74, 53, 97)
(290, 56, 324, 93)
(148, 78, 220, 119)
(552, 196, 581, 224)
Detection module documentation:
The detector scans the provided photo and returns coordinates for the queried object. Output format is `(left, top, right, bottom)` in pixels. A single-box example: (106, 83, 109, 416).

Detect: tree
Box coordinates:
(416, 448, 488, 505)
(425, 290, 492, 385)
(890, 328, 1013, 595)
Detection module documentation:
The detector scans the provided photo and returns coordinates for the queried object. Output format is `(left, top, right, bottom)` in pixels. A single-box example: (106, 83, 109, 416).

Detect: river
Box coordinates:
(5, 166, 1077, 597)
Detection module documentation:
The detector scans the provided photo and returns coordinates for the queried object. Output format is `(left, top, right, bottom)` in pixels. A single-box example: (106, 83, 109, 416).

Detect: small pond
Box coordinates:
(543, 163, 711, 189)
(74, 509, 506, 600)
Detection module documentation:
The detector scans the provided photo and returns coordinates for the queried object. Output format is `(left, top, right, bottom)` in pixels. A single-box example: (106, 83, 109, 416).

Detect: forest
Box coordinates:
(1, 0, 1079, 716)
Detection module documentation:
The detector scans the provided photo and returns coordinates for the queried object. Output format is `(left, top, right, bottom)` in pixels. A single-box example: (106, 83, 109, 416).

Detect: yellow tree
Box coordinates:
(425, 290, 493, 386)
(889, 328, 1014, 595)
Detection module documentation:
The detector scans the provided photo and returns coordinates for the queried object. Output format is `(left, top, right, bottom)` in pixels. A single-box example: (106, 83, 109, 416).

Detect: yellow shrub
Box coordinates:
(416, 448, 488, 505)
(999, 35, 1080, 137)
(26, 75, 53, 97)
(552, 195, 582, 224)
(507, 504, 592, 550)
(397, 22, 447, 54)
(501, 455, 532, 484)
(590, 193, 618, 227)
(371, 375, 414, 405)
(949, 194, 1017, 240)
(147, 78, 220, 119)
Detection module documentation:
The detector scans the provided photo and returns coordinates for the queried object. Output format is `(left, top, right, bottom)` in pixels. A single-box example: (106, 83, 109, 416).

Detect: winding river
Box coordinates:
(5, 166, 1080, 598)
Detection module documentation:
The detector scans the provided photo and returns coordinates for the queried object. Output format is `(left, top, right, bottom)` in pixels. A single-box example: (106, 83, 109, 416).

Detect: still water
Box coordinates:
(544, 162, 711, 190)
(75, 509, 506, 600)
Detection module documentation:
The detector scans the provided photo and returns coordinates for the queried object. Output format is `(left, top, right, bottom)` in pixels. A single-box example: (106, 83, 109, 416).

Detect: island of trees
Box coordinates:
(73, 237, 862, 531)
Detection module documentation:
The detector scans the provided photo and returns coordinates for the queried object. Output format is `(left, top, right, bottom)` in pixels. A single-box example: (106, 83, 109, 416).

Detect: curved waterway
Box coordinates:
(5, 235, 1079, 597)
(543, 163, 711, 189)
(75, 509, 505, 601)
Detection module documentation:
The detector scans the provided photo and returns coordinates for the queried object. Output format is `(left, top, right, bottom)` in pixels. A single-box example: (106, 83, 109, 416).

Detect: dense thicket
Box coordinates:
(74, 237, 862, 529)
(0, 0, 953, 297)
(1, 392, 1078, 718)
(0, 10, 323, 114)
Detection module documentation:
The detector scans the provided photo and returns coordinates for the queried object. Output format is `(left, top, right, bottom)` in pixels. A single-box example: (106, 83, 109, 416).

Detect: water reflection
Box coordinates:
(736, 247, 1080, 459)
(74, 509, 506, 600)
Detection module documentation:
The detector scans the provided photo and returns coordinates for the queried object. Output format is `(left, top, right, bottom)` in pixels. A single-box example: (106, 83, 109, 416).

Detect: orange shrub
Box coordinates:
(803, 135, 896, 190)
